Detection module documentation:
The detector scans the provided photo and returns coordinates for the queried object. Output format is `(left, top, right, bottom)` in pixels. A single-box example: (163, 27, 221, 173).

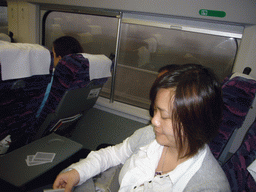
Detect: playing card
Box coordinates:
(33, 152, 56, 162)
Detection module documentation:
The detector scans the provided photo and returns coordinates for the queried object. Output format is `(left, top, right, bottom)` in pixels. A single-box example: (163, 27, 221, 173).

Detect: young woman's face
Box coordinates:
(151, 88, 177, 148)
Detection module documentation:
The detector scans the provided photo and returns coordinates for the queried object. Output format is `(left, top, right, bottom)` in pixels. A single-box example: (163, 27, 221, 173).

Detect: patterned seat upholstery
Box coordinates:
(222, 121, 256, 191)
(0, 54, 53, 151)
(208, 73, 256, 191)
(209, 75, 256, 159)
(28, 53, 110, 142)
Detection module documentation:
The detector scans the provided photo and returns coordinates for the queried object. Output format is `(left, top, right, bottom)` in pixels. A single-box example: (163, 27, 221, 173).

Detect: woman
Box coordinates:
(53, 64, 230, 191)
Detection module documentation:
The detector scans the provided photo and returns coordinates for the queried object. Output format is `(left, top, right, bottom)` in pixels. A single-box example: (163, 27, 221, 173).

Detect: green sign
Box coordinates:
(199, 9, 226, 18)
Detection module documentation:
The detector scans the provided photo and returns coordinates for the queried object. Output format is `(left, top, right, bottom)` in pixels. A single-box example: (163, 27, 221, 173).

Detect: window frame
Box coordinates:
(41, 9, 243, 123)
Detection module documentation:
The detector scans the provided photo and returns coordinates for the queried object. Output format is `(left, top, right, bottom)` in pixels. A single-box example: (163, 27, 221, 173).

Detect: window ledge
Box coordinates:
(94, 97, 151, 124)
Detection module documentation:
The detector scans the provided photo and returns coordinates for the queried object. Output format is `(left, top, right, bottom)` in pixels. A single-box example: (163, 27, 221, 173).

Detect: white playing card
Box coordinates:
(33, 152, 56, 162)
(25, 152, 56, 166)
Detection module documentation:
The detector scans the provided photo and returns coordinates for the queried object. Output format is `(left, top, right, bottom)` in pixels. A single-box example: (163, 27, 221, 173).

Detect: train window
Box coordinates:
(0, 6, 8, 34)
(112, 13, 242, 109)
(44, 11, 118, 57)
(43, 11, 242, 110)
(43, 11, 118, 105)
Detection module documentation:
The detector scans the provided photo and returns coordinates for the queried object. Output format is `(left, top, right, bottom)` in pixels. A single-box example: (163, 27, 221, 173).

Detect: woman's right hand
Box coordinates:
(53, 169, 80, 192)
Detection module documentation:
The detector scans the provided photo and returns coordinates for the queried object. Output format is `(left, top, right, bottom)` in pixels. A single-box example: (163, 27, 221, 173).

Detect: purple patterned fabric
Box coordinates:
(222, 121, 256, 191)
(209, 75, 256, 159)
(27, 53, 109, 141)
(0, 53, 53, 150)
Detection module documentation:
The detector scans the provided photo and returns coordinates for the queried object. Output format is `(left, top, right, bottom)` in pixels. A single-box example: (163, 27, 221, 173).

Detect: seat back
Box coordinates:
(0, 43, 53, 150)
(0, 68, 53, 150)
(55, 81, 102, 118)
(209, 71, 256, 191)
(209, 73, 256, 162)
(29, 53, 112, 141)
(222, 120, 256, 191)
(33, 81, 103, 140)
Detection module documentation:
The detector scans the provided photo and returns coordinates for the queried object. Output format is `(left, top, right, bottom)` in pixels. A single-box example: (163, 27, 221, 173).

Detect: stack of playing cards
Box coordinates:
(25, 152, 56, 166)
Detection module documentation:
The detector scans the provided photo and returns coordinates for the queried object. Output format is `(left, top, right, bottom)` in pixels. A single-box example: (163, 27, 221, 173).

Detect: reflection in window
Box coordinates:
(119, 23, 237, 79)
(113, 23, 238, 108)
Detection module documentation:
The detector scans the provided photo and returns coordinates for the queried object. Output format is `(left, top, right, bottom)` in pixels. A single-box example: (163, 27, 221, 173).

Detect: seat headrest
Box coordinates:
(230, 72, 255, 81)
(0, 41, 51, 81)
(81, 53, 112, 80)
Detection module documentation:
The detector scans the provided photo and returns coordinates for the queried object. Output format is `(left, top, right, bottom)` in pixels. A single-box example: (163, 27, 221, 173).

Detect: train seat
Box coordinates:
(222, 120, 256, 191)
(209, 72, 256, 162)
(0, 41, 53, 151)
(209, 70, 256, 190)
(29, 53, 112, 142)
